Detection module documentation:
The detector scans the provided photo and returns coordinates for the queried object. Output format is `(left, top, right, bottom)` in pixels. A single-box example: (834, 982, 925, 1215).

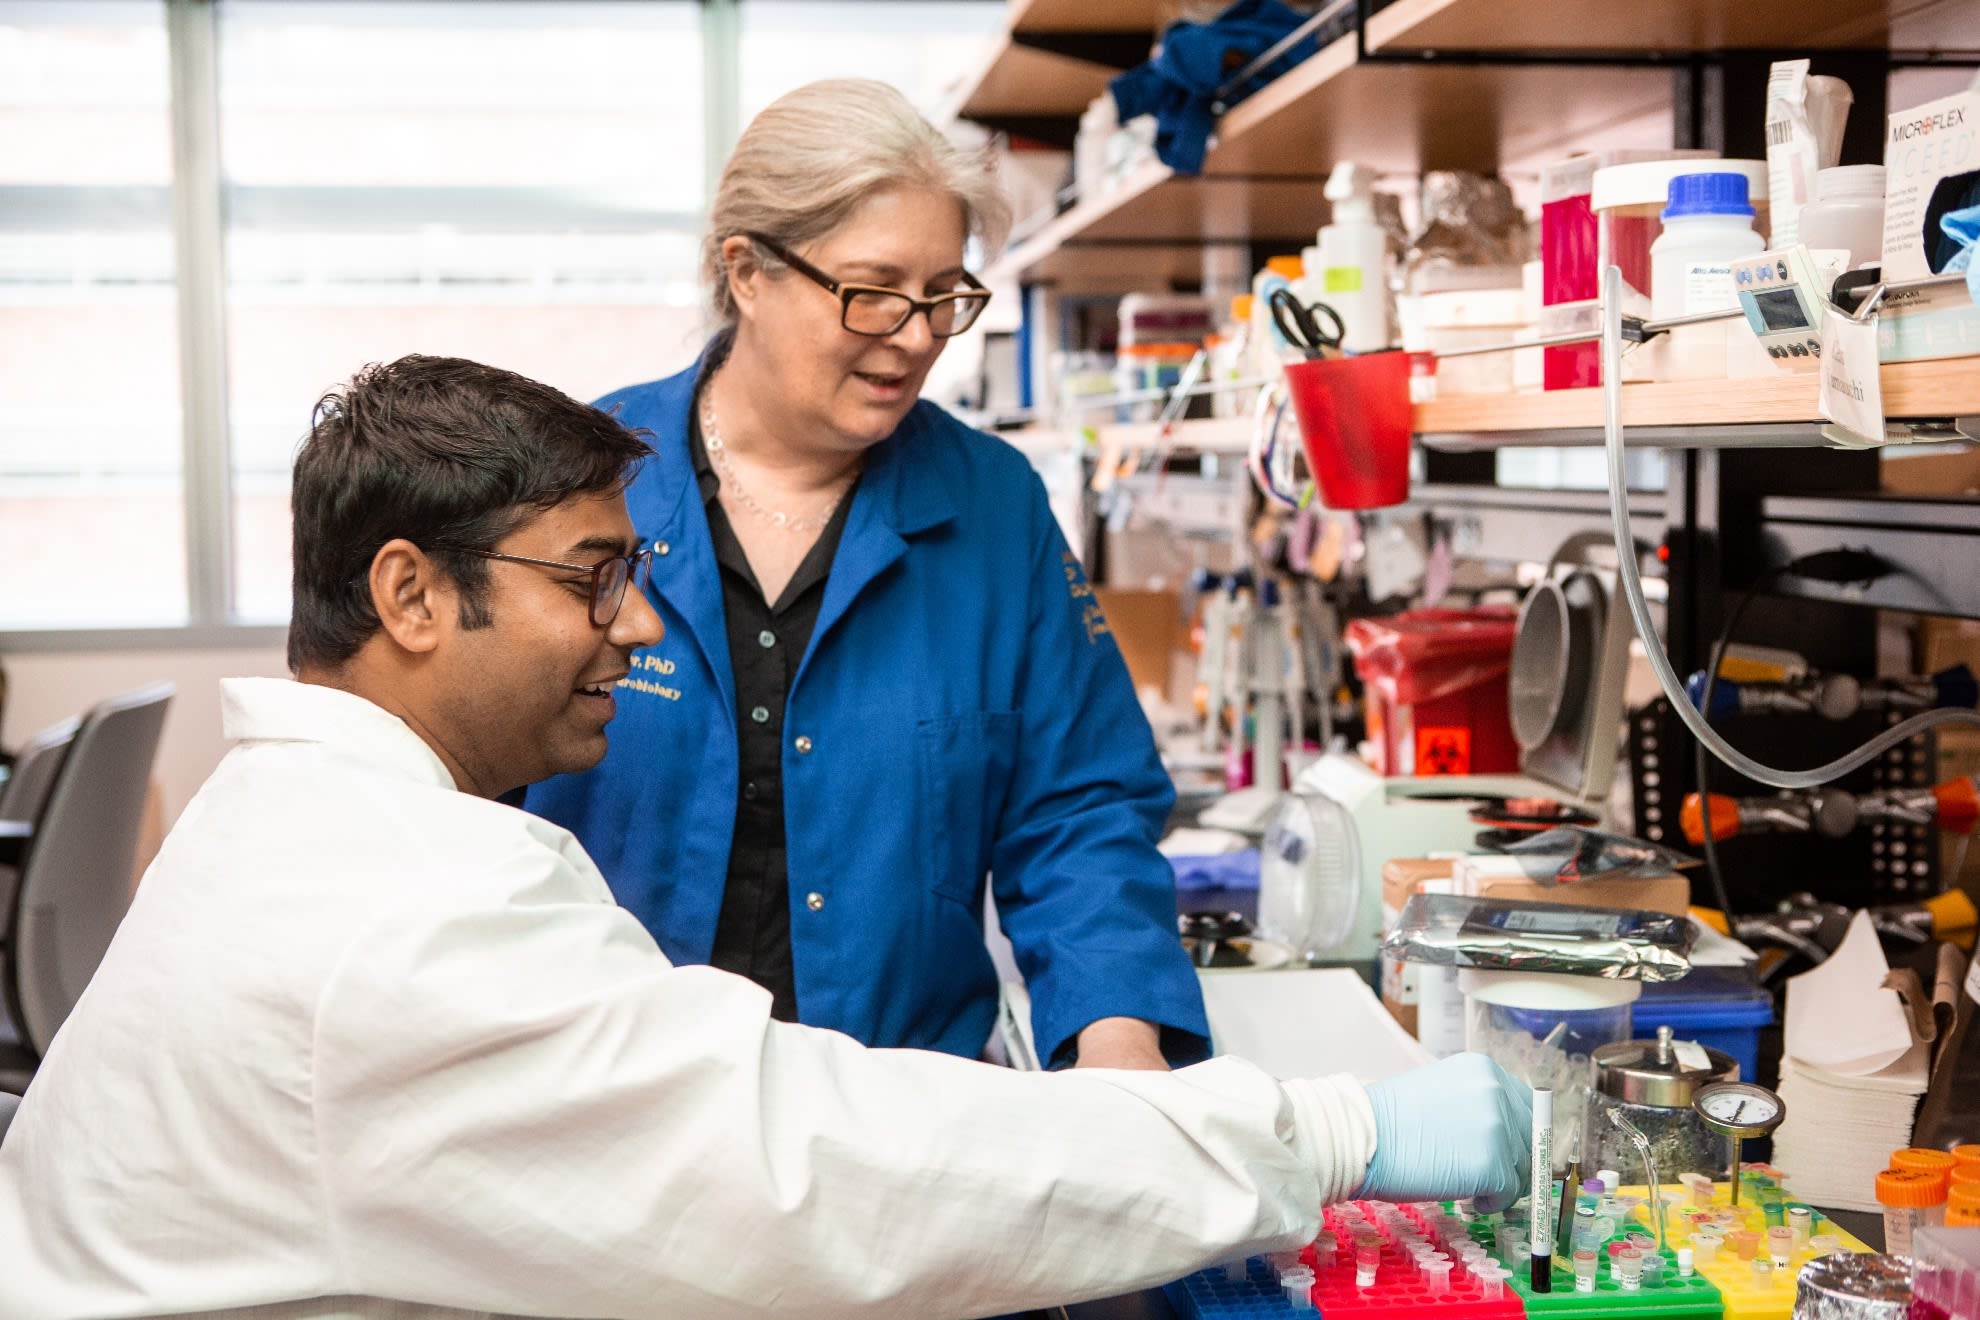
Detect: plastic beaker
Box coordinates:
(1283, 351, 1412, 510)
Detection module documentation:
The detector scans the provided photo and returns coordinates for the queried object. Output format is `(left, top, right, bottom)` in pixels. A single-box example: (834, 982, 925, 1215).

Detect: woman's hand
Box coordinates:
(1073, 1016, 1170, 1071)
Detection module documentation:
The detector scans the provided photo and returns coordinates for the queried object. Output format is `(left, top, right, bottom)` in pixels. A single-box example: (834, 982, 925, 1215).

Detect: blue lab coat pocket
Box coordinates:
(915, 711, 1021, 907)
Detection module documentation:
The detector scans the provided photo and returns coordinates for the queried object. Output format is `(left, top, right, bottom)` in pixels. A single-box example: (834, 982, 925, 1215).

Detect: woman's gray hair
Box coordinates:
(702, 78, 1013, 326)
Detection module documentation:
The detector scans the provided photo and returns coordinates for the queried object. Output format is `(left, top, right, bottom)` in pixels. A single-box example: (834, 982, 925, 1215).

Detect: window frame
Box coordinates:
(0, 0, 993, 649)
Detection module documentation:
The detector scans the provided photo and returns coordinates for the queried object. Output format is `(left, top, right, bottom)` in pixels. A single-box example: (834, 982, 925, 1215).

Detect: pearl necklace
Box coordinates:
(700, 384, 855, 535)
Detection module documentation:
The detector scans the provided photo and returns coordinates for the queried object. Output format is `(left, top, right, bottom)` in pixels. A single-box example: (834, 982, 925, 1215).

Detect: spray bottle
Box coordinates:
(1306, 162, 1392, 353)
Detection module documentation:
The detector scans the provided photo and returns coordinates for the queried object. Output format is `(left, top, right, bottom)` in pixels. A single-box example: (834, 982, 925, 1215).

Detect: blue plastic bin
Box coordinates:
(1635, 968, 1774, 1081)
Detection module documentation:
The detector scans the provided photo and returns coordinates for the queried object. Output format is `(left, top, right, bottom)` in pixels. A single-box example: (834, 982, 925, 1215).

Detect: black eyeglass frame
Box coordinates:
(745, 232, 991, 338)
(452, 546, 654, 627)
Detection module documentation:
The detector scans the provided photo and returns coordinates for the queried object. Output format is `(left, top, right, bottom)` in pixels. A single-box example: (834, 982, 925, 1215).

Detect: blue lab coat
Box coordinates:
(526, 356, 1211, 1067)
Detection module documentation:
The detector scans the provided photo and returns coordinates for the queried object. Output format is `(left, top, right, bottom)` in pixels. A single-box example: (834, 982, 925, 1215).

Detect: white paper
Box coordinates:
(1201, 967, 1432, 1082)
(1783, 910, 1917, 1074)
(1819, 306, 1887, 447)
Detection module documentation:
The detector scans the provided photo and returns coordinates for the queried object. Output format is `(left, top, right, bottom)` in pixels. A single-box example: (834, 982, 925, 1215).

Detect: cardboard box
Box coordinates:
(1451, 857, 1694, 917)
(1880, 89, 1980, 363)
(1379, 858, 1457, 1037)
(1091, 588, 1184, 696)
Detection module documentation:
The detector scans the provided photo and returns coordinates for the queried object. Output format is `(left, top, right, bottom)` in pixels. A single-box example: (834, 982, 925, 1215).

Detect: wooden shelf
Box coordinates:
(1204, 33, 1673, 179)
(991, 160, 1330, 290)
(1414, 357, 1980, 440)
(1008, 0, 1163, 35)
(984, 30, 1674, 288)
(1365, 0, 1979, 55)
(955, 38, 1120, 121)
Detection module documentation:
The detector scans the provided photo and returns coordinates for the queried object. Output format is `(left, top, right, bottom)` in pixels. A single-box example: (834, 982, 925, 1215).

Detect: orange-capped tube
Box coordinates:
(1953, 1145, 1980, 1175)
(1681, 793, 1742, 845)
(1934, 774, 1980, 835)
(1949, 1183, 1980, 1228)
(1891, 1149, 1958, 1180)
(1877, 1168, 1947, 1205)
(1924, 889, 1979, 939)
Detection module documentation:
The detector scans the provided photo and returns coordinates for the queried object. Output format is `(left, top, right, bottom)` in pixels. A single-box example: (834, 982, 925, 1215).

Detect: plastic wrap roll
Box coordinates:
(1792, 1252, 1911, 1320)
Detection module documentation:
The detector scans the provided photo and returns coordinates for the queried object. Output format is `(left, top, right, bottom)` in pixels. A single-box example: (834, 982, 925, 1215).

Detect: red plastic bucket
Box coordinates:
(1283, 351, 1413, 510)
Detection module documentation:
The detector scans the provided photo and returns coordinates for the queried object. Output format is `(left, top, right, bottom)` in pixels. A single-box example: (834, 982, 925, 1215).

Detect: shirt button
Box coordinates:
(655, 540, 670, 556)
(794, 735, 813, 754)
(743, 781, 757, 801)
(750, 705, 770, 724)
(758, 630, 776, 649)
(805, 891, 825, 912)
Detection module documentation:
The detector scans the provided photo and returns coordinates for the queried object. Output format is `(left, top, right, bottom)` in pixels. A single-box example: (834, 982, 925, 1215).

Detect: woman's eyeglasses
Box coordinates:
(746, 232, 991, 338)
(452, 546, 653, 627)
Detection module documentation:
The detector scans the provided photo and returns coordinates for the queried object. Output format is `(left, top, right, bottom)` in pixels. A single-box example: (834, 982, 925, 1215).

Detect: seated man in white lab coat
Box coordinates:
(0, 355, 1532, 1320)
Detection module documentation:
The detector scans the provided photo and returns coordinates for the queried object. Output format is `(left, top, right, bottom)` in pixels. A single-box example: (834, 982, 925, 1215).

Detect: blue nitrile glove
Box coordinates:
(1357, 1052, 1534, 1212)
(1940, 201, 1980, 307)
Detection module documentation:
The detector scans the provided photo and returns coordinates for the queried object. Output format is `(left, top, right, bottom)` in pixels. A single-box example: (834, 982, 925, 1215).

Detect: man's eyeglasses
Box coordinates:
(453, 546, 654, 627)
(746, 232, 991, 338)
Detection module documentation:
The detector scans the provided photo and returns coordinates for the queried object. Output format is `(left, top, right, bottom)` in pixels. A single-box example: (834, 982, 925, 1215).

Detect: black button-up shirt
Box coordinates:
(691, 394, 856, 1022)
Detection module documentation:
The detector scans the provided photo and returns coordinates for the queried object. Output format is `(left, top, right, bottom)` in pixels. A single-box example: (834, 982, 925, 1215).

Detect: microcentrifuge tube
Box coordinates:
(1598, 1169, 1620, 1193)
(1424, 1260, 1454, 1295)
(1641, 1254, 1665, 1289)
(1691, 1233, 1722, 1266)
(1573, 1250, 1598, 1293)
(1616, 1247, 1643, 1291)
(1751, 1258, 1773, 1287)
(1355, 1245, 1380, 1289)
(1788, 1205, 1812, 1255)
(1730, 1230, 1761, 1261)
(1676, 1247, 1695, 1278)
(1476, 1264, 1508, 1300)
(1808, 1233, 1840, 1257)
(1766, 1226, 1794, 1266)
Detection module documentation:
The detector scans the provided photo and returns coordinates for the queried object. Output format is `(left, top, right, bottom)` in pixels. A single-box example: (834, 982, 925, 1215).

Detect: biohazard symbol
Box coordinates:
(1415, 726, 1471, 776)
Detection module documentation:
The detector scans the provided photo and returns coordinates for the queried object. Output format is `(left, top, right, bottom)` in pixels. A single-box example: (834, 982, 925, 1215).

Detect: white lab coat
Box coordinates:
(0, 678, 1378, 1320)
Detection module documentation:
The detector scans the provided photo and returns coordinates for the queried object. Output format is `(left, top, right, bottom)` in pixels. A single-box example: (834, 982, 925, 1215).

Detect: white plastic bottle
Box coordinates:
(1797, 164, 1886, 269)
(1304, 161, 1392, 353)
(1248, 255, 1304, 379)
(1650, 172, 1765, 379)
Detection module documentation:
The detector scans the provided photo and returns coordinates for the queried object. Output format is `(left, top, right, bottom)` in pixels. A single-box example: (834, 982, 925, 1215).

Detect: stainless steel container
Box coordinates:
(1590, 1025, 1739, 1184)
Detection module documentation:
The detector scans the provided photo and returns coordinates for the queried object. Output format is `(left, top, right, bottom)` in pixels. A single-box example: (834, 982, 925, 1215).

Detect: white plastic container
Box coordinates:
(1650, 172, 1765, 380)
(1305, 161, 1392, 353)
(1796, 164, 1886, 270)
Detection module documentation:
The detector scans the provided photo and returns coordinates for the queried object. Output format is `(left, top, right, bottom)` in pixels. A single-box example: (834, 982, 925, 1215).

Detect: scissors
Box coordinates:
(1268, 286, 1347, 360)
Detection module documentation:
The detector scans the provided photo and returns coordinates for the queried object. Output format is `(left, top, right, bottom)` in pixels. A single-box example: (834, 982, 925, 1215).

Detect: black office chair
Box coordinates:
(0, 683, 173, 1087)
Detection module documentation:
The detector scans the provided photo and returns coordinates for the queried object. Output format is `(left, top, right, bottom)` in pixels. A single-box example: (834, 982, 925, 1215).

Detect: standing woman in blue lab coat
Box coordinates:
(528, 78, 1208, 1071)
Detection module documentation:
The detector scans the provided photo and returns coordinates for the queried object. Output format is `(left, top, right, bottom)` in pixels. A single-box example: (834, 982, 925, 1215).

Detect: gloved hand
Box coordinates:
(1356, 1052, 1533, 1212)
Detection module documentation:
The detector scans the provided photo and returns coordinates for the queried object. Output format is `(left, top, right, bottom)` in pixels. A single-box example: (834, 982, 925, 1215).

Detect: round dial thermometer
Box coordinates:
(1692, 1081, 1786, 1138)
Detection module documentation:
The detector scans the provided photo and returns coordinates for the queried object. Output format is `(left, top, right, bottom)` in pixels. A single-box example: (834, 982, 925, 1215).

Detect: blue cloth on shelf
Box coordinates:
(1109, 0, 1321, 176)
(1169, 848, 1261, 891)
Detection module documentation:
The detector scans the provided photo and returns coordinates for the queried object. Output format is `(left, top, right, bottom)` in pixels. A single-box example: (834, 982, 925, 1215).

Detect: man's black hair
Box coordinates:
(287, 355, 650, 672)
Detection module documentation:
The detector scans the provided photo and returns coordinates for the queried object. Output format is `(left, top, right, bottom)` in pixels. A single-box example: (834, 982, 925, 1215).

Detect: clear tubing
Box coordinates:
(1598, 265, 1980, 790)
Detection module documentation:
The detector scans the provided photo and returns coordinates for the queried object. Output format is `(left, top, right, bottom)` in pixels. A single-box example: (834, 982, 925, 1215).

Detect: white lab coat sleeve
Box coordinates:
(309, 845, 1376, 1320)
